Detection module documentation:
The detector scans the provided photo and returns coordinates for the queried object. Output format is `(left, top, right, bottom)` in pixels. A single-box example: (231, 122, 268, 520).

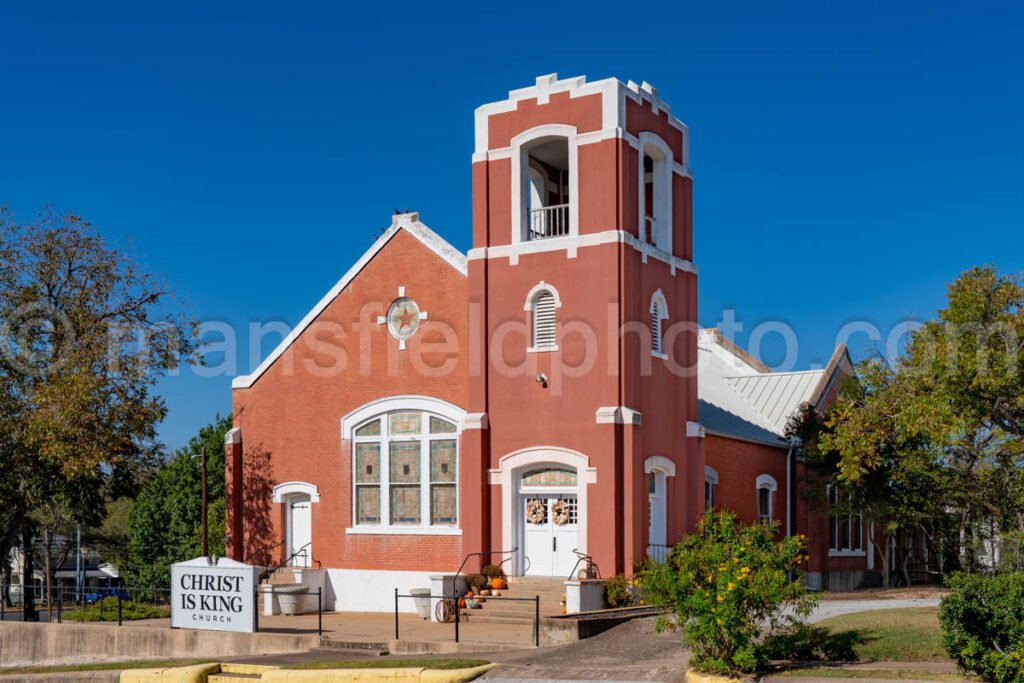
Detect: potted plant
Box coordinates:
(483, 564, 507, 590)
(468, 573, 489, 594)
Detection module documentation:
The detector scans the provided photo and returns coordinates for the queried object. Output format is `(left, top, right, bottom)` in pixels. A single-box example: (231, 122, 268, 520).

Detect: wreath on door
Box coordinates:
(526, 500, 547, 524)
(552, 500, 571, 525)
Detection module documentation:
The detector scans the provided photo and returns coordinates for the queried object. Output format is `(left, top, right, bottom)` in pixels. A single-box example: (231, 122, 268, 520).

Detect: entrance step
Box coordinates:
(315, 639, 390, 656)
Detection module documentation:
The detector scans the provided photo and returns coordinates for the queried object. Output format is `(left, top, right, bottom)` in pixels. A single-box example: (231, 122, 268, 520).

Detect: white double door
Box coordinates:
(523, 494, 578, 577)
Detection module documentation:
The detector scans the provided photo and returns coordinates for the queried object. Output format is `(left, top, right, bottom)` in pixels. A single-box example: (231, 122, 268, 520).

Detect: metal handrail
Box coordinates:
(260, 542, 315, 581)
(451, 547, 518, 644)
(567, 548, 600, 580)
(244, 539, 285, 565)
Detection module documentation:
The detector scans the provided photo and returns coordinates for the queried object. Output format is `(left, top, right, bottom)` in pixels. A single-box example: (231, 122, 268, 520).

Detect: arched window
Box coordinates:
(638, 133, 673, 252)
(756, 474, 778, 525)
(352, 410, 458, 530)
(525, 282, 561, 352)
(650, 290, 669, 358)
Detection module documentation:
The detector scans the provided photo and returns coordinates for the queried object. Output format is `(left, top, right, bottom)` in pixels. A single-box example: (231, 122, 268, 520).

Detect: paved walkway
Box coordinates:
(806, 598, 942, 623)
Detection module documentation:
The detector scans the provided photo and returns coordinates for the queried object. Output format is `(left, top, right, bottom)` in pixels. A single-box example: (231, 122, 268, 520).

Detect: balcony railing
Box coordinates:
(528, 204, 570, 240)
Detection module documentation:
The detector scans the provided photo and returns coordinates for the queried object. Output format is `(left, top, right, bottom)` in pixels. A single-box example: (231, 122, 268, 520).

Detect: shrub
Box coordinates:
(638, 510, 816, 676)
(64, 597, 170, 622)
(940, 572, 1024, 683)
(604, 574, 639, 608)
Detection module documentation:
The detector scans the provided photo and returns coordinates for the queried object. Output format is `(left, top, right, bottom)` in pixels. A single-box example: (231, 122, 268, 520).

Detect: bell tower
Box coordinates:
(460, 74, 702, 577)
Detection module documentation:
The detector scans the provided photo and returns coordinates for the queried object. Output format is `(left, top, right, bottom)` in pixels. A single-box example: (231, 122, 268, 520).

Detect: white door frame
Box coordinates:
(273, 481, 319, 567)
(489, 447, 597, 576)
(285, 494, 312, 567)
(644, 456, 676, 556)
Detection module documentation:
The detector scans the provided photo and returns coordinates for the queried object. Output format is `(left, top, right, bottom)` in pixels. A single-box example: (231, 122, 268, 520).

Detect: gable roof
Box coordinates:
(697, 329, 851, 447)
(232, 213, 467, 390)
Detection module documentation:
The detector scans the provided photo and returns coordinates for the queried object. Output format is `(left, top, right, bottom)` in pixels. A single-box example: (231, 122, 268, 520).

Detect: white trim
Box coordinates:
(345, 527, 462, 536)
(273, 481, 320, 504)
(473, 74, 688, 162)
(756, 474, 778, 491)
(511, 124, 579, 246)
(643, 455, 676, 477)
(523, 281, 563, 310)
(340, 395, 466, 436)
(595, 406, 643, 425)
(828, 549, 867, 558)
(232, 214, 467, 389)
(488, 446, 596, 575)
(650, 288, 669, 357)
(704, 466, 719, 485)
(461, 412, 489, 430)
(225, 427, 241, 445)
(637, 132, 674, 253)
(686, 421, 706, 438)
(466, 229, 697, 275)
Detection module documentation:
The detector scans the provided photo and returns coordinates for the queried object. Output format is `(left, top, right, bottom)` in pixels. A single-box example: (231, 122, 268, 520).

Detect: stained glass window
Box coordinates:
(430, 417, 457, 434)
(355, 443, 380, 483)
(355, 420, 381, 437)
(431, 484, 456, 525)
(352, 410, 458, 530)
(390, 441, 420, 483)
(390, 485, 421, 525)
(356, 486, 380, 524)
(521, 468, 576, 487)
(430, 441, 456, 482)
(389, 412, 421, 435)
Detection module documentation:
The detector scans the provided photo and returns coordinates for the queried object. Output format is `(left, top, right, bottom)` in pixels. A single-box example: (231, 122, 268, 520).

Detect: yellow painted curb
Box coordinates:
(220, 663, 279, 675)
(261, 663, 497, 682)
(120, 662, 220, 683)
(684, 668, 747, 683)
(262, 668, 424, 682)
(420, 663, 497, 682)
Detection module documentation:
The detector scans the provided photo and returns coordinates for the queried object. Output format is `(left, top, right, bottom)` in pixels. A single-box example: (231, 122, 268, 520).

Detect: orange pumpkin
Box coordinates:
(458, 598, 466, 608)
(490, 578, 507, 590)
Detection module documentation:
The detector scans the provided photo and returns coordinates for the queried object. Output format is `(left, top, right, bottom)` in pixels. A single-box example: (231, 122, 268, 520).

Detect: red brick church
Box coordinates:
(225, 74, 871, 612)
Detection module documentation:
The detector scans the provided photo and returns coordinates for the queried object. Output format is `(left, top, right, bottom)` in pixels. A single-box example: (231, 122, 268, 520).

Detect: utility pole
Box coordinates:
(201, 446, 208, 557)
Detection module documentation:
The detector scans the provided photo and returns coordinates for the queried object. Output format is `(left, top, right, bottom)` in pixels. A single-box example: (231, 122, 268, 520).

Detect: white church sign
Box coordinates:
(170, 557, 260, 632)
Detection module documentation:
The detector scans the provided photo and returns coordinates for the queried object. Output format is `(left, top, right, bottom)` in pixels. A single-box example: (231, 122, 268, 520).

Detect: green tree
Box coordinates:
(806, 266, 1024, 581)
(124, 415, 231, 588)
(0, 208, 194, 617)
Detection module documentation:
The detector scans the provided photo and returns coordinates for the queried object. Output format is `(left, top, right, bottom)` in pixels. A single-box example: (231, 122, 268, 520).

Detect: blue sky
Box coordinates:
(2, 1, 1022, 451)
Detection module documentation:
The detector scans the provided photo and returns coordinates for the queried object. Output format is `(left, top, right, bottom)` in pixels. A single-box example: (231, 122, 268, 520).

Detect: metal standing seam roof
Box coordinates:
(725, 370, 824, 435)
(697, 339, 827, 446)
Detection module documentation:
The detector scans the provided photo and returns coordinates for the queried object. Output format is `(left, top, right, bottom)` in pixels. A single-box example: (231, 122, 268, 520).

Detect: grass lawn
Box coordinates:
(812, 607, 947, 662)
(0, 659, 215, 675)
(283, 658, 490, 670)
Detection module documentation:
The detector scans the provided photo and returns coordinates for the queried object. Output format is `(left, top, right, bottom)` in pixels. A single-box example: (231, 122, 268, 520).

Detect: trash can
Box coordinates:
(410, 588, 432, 619)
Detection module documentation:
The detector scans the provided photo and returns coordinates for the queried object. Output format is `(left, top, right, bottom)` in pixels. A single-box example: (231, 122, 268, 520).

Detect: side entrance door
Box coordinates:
(523, 495, 578, 577)
(287, 495, 312, 567)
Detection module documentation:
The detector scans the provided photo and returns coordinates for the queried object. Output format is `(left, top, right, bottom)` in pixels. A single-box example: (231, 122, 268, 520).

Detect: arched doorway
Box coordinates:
(520, 467, 578, 576)
(272, 481, 320, 568)
(490, 447, 597, 577)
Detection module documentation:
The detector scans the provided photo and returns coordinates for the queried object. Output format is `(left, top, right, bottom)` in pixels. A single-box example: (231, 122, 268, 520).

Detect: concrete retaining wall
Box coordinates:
(0, 622, 320, 668)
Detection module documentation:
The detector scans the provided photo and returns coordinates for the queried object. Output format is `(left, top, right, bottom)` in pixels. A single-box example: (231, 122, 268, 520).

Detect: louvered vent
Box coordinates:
(652, 302, 663, 354)
(532, 291, 557, 348)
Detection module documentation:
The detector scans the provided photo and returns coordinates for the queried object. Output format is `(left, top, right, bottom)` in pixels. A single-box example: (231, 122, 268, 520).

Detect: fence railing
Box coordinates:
(647, 544, 672, 564)
(528, 204, 570, 240)
(394, 589, 539, 647)
(0, 584, 322, 635)
(0, 584, 171, 625)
